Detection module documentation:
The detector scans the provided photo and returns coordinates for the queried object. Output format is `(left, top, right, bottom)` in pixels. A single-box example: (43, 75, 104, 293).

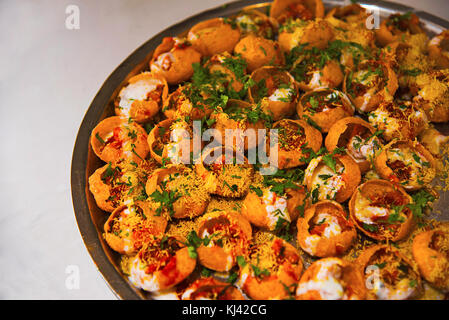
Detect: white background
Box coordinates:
(0, 0, 448, 299)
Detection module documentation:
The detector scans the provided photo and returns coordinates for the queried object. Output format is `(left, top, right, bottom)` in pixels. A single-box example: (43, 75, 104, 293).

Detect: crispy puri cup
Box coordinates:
(325, 4, 369, 28)
(150, 37, 202, 85)
(241, 185, 307, 230)
(343, 61, 398, 113)
(325, 117, 378, 173)
(162, 85, 213, 120)
(325, 5, 376, 57)
(130, 236, 196, 292)
(114, 72, 168, 123)
(271, 119, 322, 169)
(375, 13, 424, 47)
(88, 163, 122, 212)
(181, 277, 245, 300)
(210, 99, 266, 151)
(89, 160, 158, 213)
(239, 237, 303, 300)
(357, 244, 422, 300)
(413, 70, 449, 123)
(159, 246, 197, 289)
(235, 9, 279, 39)
(270, 0, 324, 22)
(304, 154, 361, 203)
(380, 41, 410, 64)
(374, 140, 436, 191)
(297, 89, 354, 133)
(420, 99, 449, 124)
(145, 165, 209, 219)
(368, 101, 428, 141)
(296, 257, 366, 300)
(418, 128, 449, 157)
(187, 18, 240, 57)
(147, 118, 173, 165)
(278, 18, 334, 53)
(195, 146, 254, 198)
(348, 179, 414, 241)
(380, 42, 420, 89)
(147, 119, 194, 165)
(428, 30, 449, 69)
(196, 211, 252, 272)
(104, 202, 168, 255)
(297, 59, 344, 92)
(234, 34, 284, 72)
(285, 186, 309, 222)
(412, 229, 449, 291)
(248, 66, 298, 121)
(205, 52, 246, 93)
(297, 200, 356, 257)
(90, 116, 149, 164)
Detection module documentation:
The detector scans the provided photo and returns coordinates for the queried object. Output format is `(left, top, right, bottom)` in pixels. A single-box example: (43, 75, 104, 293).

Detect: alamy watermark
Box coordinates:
(365, 265, 381, 291)
(65, 265, 80, 290)
(365, 6, 380, 30)
(65, 5, 80, 30)
(341, 0, 380, 30)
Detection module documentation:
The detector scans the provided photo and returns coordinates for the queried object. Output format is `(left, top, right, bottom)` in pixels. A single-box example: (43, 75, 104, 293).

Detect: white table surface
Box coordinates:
(1, 0, 448, 300)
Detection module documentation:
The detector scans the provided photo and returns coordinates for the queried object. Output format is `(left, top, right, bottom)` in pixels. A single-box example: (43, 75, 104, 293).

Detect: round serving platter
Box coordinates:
(71, 0, 449, 300)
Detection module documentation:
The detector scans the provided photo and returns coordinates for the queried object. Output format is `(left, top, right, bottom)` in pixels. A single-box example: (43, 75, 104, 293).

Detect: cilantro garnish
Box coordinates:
(236, 255, 247, 267)
(407, 190, 436, 220)
(249, 185, 263, 197)
(149, 180, 181, 217)
(251, 264, 270, 278)
(362, 223, 378, 233)
(274, 217, 292, 242)
(95, 132, 105, 144)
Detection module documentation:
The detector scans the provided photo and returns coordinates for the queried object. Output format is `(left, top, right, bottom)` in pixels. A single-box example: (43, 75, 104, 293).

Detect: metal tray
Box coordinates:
(71, 0, 449, 300)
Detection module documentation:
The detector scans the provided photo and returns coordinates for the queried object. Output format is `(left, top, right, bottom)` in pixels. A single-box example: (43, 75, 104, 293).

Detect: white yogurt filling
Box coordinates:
(354, 194, 391, 225)
(308, 71, 326, 89)
(303, 235, 321, 255)
(236, 15, 257, 32)
(262, 189, 291, 229)
(348, 135, 378, 162)
(316, 213, 342, 238)
(119, 79, 159, 116)
(296, 259, 345, 300)
(268, 87, 294, 102)
(366, 266, 416, 300)
(154, 52, 175, 71)
(368, 109, 400, 139)
(129, 256, 161, 292)
(303, 213, 342, 255)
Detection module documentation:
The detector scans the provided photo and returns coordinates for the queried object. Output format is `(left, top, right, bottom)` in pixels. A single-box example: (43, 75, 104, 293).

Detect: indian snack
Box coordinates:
(85, 1, 449, 300)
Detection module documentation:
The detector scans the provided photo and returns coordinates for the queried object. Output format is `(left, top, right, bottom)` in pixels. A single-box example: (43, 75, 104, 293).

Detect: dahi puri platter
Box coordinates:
(82, 0, 449, 300)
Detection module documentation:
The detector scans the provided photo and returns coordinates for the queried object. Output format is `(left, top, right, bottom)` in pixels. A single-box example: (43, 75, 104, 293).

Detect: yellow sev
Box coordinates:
(246, 231, 277, 272)
(211, 163, 253, 197)
(88, 5, 449, 300)
(436, 142, 449, 192)
(104, 159, 156, 208)
(110, 204, 145, 238)
(146, 166, 211, 219)
(166, 218, 198, 240)
(415, 71, 449, 109)
(341, 233, 376, 262)
(120, 255, 132, 276)
(168, 167, 209, 199)
(206, 198, 244, 213)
